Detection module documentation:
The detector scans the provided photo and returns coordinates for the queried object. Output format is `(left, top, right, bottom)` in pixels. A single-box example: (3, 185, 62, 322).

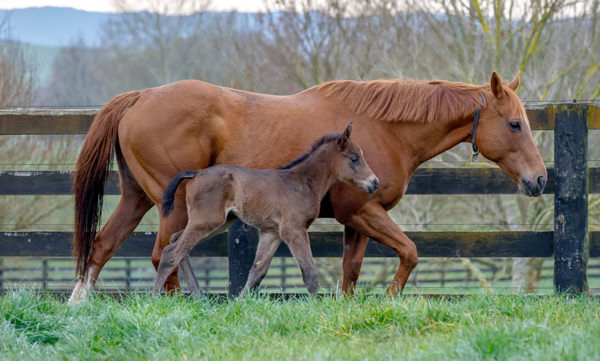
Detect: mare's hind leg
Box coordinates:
(282, 227, 319, 295)
(69, 173, 153, 303)
(239, 231, 282, 297)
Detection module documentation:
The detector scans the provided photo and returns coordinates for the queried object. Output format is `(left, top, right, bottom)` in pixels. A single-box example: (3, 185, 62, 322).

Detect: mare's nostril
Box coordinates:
(537, 175, 546, 188)
(373, 178, 380, 190)
(366, 178, 380, 193)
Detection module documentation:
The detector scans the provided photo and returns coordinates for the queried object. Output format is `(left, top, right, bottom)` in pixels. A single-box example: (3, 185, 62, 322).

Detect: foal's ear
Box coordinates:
(490, 72, 506, 99)
(337, 122, 353, 148)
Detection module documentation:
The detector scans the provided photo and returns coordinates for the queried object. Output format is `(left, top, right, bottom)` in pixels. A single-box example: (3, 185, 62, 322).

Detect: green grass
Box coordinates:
(1, 290, 600, 360)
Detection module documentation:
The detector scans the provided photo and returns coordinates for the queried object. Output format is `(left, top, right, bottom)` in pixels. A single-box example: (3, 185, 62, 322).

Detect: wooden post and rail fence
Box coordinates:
(0, 102, 598, 295)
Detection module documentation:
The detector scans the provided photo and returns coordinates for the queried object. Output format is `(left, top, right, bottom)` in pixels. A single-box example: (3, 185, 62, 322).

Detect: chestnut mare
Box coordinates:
(70, 72, 546, 302)
(154, 124, 379, 296)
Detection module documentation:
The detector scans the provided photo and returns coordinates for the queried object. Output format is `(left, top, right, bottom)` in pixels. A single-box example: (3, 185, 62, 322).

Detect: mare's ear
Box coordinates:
(490, 72, 505, 99)
(337, 122, 353, 148)
(507, 72, 520, 91)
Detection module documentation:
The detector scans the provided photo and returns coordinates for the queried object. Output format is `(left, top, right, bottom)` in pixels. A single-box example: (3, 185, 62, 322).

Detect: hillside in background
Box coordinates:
(0, 7, 110, 47)
(0, 7, 112, 85)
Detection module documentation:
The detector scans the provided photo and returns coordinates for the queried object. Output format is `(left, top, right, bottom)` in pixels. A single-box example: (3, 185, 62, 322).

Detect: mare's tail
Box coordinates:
(72, 91, 141, 276)
(162, 170, 198, 218)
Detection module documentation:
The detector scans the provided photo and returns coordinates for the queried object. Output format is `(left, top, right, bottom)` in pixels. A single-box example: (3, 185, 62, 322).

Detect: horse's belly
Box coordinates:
(228, 204, 280, 234)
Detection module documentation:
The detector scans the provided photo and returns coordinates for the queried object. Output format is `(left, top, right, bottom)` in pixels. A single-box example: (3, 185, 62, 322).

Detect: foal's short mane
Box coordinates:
(279, 132, 341, 170)
(313, 79, 493, 123)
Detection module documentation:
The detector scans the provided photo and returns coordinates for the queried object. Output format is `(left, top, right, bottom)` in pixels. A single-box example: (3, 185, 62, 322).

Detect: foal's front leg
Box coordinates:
(282, 227, 319, 295)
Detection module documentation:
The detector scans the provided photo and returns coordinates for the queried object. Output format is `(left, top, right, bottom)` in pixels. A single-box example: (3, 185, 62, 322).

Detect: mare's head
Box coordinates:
(332, 122, 380, 194)
(476, 72, 547, 197)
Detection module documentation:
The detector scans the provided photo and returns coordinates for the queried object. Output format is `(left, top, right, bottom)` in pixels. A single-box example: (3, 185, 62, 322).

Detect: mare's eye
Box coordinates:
(508, 120, 521, 132)
(348, 154, 360, 163)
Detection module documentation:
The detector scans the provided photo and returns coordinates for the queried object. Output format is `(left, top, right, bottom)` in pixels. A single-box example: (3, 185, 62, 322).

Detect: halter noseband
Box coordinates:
(470, 108, 481, 163)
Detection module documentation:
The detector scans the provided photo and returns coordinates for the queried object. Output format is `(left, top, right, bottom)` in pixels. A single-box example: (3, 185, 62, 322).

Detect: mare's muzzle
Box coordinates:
(366, 177, 380, 194)
(522, 174, 546, 197)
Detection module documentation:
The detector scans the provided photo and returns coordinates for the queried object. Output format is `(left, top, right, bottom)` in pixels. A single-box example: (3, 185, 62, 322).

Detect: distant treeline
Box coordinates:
(25, 0, 599, 107)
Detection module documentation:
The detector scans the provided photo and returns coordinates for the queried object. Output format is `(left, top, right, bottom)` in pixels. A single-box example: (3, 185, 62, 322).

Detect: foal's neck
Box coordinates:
(285, 145, 338, 198)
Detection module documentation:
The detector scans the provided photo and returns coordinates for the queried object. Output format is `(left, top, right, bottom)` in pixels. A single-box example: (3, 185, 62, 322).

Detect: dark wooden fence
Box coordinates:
(1, 103, 599, 295)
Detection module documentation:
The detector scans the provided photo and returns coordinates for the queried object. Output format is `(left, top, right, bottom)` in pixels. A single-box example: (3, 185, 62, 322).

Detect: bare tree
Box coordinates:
(529, 0, 600, 100)
(0, 15, 38, 106)
(40, 39, 113, 106)
(255, 0, 358, 89)
(103, 0, 213, 86)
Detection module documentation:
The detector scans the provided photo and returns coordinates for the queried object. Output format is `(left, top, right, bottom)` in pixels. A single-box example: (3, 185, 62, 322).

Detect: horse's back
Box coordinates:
(116, 80, 247, 201)
(116, 80, 348, 203)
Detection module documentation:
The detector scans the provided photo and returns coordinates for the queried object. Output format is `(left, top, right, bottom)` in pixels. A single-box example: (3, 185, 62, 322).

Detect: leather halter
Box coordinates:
(470, 108, 481, 163)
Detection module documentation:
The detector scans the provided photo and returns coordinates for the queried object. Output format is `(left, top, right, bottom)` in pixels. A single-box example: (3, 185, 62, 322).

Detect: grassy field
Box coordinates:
(1, 290, 599, 361)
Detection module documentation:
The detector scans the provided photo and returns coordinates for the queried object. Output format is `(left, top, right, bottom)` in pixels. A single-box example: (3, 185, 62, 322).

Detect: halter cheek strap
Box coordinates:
(466, 108, 481, 168)
(470, 108, 481, 162)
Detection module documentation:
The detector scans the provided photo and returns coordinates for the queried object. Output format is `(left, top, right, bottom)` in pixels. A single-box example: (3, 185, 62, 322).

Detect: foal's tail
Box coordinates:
(162, 170, 197, 218)
(72, 91, 141, 276)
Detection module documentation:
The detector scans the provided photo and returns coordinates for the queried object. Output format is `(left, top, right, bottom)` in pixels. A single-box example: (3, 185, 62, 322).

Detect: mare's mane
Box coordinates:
(278, 132, 341, 170)
(313, 79, 493, 123)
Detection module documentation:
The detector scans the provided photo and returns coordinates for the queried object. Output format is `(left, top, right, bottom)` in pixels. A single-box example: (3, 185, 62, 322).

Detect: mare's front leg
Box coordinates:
(282, 227, 319, 295)
(240, 231, 282, 297)
(343, 201, 418, 295)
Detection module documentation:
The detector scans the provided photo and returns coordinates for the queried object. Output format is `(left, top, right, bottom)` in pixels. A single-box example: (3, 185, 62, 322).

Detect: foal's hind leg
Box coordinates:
(154, 214, 228, 294)
(154, 226, 202, 294)
(69, 174, 153, 303)
(281, 227, 319, 295)
(168, 230, 201, 295)
(153, 205, 188, 293)
(239, 231, 282, 297)
(154, 226, 214, 294)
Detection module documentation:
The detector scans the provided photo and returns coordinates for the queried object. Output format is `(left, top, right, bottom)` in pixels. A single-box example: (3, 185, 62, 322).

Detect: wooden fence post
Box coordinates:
(228, 220, 258, 297)
(0, 258, 4, 291)
(554, 103, 589, 294)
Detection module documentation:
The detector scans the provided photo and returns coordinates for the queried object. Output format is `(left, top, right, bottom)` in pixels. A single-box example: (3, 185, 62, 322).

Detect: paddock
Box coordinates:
(0, 102, 598, 295)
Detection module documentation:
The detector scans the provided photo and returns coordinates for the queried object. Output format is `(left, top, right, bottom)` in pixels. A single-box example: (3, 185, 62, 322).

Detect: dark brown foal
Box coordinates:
(154, 123, 379, 296)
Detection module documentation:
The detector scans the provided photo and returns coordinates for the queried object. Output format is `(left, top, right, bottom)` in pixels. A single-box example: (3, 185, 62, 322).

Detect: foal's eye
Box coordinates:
(508, 120, 521, 132)
(348, 154, 360, 163)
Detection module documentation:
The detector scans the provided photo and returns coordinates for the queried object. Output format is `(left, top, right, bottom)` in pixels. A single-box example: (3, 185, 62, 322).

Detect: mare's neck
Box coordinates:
(402, 114, 475, 173)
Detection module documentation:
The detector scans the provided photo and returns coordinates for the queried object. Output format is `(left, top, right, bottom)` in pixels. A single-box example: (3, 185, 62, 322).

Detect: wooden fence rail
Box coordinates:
(1, 103, 599, 295)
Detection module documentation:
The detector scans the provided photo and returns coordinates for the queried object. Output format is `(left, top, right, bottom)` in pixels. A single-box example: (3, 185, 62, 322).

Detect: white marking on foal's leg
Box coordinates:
(68, 266, 97, 304)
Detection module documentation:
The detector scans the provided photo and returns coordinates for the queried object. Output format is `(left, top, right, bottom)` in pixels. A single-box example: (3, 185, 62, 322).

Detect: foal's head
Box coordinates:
(476, 72, 547, 197)
(332, 123, 380, 194)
